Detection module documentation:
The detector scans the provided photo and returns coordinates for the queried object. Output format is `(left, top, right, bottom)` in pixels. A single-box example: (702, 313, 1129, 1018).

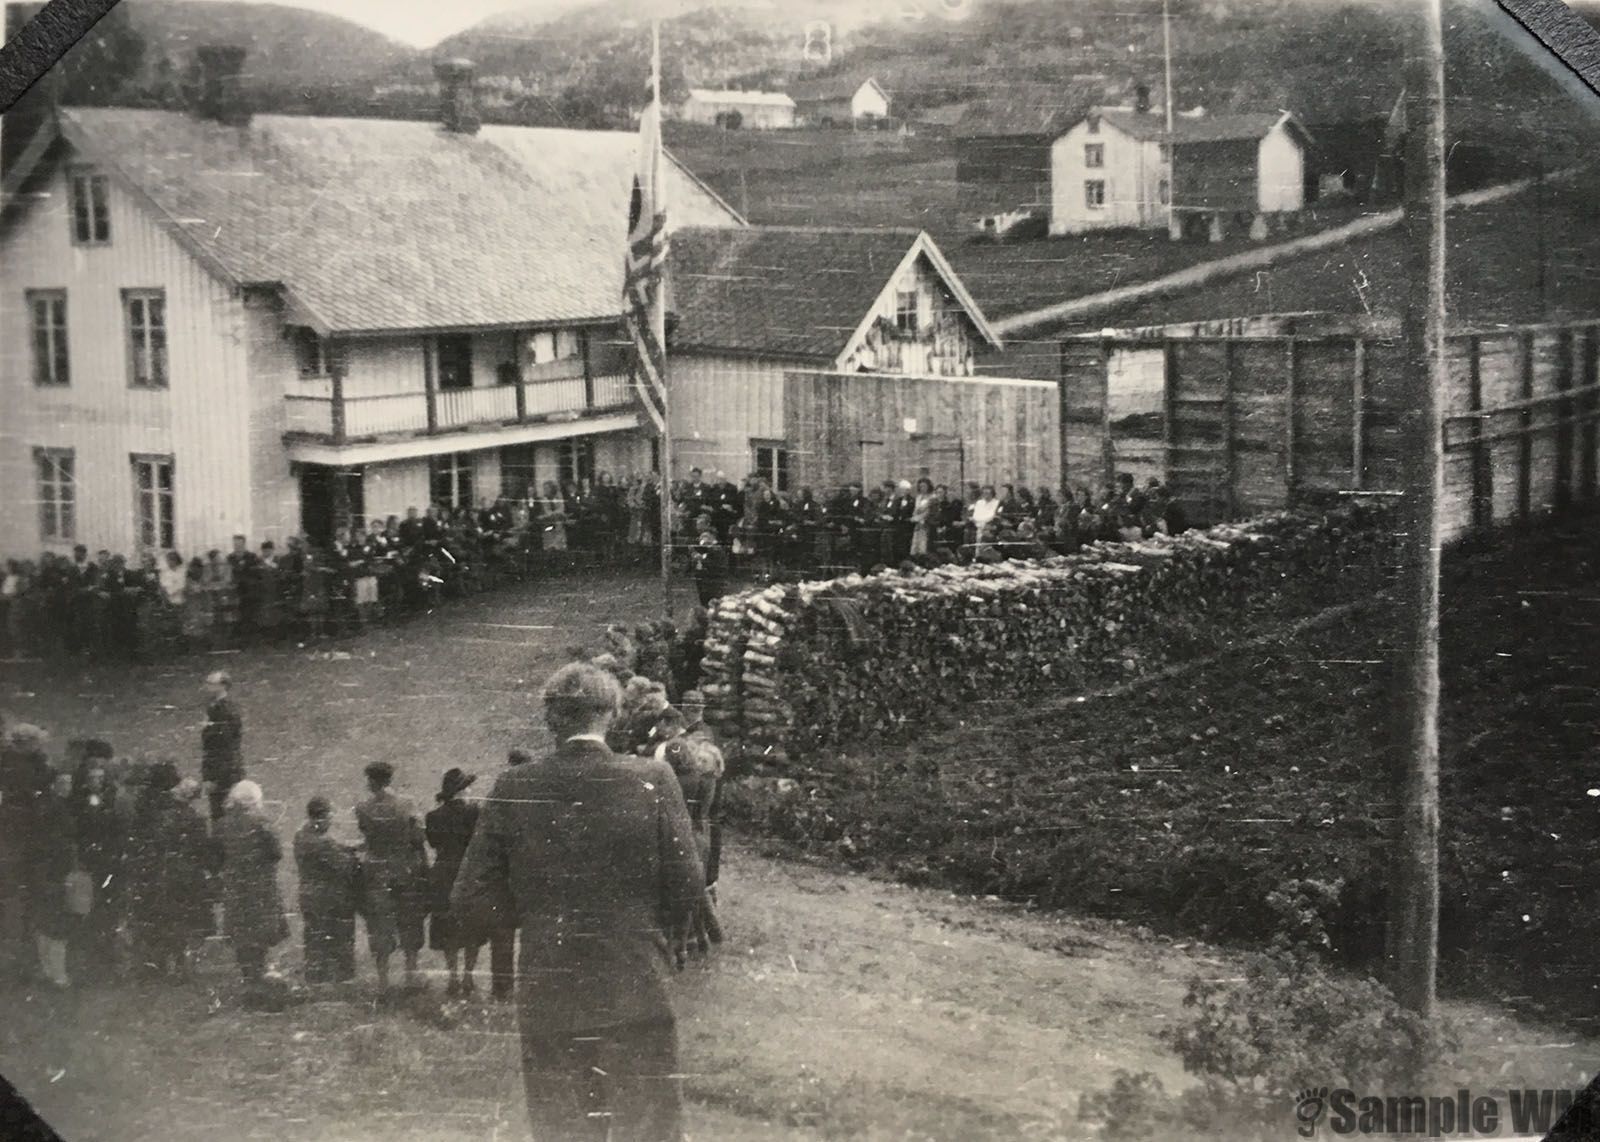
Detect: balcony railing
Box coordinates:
(285, 373, 636, 442)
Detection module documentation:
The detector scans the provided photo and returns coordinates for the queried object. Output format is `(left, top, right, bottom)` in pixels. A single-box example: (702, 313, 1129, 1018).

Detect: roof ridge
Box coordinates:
(677, 223, 921, 236)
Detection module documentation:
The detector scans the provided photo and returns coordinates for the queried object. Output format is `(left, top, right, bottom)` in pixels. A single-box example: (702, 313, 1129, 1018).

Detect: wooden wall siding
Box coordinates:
(784, 370, 1060, 494)
(667, 354, 787, 479)
(362, 458, 430, 520)
(244, 292, 303, 542)
(1061, 317, 1600, 540)
(838, 255, 977, 378)
(1, 160, 255, 556)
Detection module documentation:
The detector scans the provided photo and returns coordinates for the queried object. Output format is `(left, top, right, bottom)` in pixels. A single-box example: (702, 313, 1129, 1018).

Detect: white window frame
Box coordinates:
(68, 167, 110, 245)
(751, 439, 790, 493)
(124, 289, 168, 389)
(894, 288, 919, 334)
(1084, 143, 1105, 169)
(430, 452, 475, 509)
(28, 289, 69, 386)
(132, 453, 176, 551)
(35, 447, 75, 543)
(1085, 180, 1107, 210)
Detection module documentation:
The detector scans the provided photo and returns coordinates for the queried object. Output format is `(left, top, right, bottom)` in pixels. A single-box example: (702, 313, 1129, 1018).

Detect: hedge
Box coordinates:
(699, 501, 1400, 759)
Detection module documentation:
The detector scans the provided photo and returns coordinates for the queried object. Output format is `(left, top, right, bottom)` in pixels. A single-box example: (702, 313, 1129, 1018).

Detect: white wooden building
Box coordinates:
(0, 66, 742, 555)
(678, 89, 797, 130)
(664, 226, 1013, 487)
(793, 77, 892, 126)
(1049, 107, 1310, 237)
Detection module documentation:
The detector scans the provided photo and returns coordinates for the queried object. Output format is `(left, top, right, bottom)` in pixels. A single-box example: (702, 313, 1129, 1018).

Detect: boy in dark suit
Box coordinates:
(452, 662, 704, 1142)
(293, 796, 358, 985)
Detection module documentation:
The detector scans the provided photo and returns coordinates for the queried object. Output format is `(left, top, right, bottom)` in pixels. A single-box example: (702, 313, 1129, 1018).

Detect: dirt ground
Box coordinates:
(2, 568, 1596, 1140)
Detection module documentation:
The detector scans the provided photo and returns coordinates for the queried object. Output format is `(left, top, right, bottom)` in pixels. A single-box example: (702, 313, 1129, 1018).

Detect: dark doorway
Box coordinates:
(299, 464, 365, 545)
(436, 334, 473, 390)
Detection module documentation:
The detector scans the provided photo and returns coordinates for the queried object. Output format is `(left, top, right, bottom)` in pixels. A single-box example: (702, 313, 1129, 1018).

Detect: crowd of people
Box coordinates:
(0, 468, 1187, 656)
(0, 666, 724, 1016)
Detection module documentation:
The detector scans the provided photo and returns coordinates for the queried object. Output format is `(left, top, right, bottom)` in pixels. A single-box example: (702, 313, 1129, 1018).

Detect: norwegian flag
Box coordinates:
(623, 32, 669, 435)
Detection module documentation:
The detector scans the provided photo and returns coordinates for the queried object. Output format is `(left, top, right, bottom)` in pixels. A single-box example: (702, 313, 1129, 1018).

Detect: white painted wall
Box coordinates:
(0, 157, 256, 558)
(1050, 118, 1168, 235)
(852, 82, 891, 120)
(1257, 122, 1306, 213)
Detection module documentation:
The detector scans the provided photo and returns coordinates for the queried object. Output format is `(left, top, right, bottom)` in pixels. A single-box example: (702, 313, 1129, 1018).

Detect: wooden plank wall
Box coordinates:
(785, 370, 1061, 495)
(1062, 317, 1600, 539)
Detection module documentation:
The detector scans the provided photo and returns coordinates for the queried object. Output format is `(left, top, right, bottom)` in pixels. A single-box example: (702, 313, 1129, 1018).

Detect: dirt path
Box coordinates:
(3, 570, 1595, 1139)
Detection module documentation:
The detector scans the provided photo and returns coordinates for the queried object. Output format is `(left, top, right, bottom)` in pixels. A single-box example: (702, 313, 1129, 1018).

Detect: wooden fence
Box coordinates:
(1060, 317, 1600, 539)
(784, 369, 1061, 494)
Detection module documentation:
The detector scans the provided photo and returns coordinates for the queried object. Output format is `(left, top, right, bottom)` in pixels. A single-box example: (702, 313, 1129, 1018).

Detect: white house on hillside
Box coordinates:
(678, 89, 797, 130)
(1050, 106, 1311, 238)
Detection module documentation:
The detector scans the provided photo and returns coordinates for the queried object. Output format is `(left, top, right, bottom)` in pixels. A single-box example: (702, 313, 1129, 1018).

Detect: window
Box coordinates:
(894, 289, 919, 334)
(752, 440, 790, 492)
(558, 439, 595, 489)
(68, 167, 110, 244)
(28, 290, 69, 386)
(1086, 115, 1100, 135)
(132, 454, 175, 550)
(124, 290, 168, 388)
(1085, 180, 1107, 209)
(1158, 179, 1171, 205)
(1159, 142, 1172, 163)
(1084, 143, 1105, 168)
(436, 334, 473, 390)
(430, 452, 475, 509)
(294, 329, 341, 378)
(35, 448, 75, 542)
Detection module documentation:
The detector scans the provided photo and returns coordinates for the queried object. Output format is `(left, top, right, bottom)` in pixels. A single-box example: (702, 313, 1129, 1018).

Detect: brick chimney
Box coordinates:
(1135, 83, 1152, 114)
(193, 45, 251, 127)
(2, 2, 63, 180)
(435, 58, 481, 135)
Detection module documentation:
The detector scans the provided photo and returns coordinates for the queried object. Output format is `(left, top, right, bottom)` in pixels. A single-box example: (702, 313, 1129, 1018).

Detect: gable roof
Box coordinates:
(21, 107, 743, 336)
(955, 85, 1096, 139)
(684, 89, 796, 109)
(791, 75, 888, 105)
(1093, 108, 1311, 147)
(670, 226, 1000, 365)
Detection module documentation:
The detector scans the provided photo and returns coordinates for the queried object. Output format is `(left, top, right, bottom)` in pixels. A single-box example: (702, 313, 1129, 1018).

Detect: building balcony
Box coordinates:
(283, 373, 641, 465)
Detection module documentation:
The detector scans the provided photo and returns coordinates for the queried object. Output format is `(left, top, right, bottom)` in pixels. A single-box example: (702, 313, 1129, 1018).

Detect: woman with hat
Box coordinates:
(356, 761, 429, 996)
(216, 779, 290, 1005)
(424, 767, 487, 998)
(126, 760, 213, 980)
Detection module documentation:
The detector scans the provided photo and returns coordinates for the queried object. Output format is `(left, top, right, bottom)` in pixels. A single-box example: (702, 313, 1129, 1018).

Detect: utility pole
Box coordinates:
(1387, 0, 1447, 1020)
(1162, 0, 1177, 236)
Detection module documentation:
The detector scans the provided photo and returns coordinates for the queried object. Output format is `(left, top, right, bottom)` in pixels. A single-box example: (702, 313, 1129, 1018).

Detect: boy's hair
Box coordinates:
(306, 795, 332, 819)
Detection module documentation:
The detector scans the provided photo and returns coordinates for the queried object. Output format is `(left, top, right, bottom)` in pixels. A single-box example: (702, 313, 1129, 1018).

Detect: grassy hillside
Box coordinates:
(123, 0, 417, 89)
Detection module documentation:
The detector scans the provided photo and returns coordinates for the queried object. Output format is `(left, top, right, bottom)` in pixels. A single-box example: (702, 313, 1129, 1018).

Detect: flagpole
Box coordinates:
(651, 19, 674, 617)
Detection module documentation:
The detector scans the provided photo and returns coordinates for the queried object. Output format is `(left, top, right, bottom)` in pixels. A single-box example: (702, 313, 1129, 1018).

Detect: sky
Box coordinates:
(175, 0, 527, 48)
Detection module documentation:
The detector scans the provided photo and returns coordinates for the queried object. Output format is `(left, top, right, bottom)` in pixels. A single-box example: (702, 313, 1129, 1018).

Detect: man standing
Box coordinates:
(355, 761, 429, 996)
(452, 662, 705, 1142)
(200, 671, 244, 822)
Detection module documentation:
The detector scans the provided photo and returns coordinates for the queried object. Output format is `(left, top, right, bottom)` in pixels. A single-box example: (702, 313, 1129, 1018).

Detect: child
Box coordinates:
(689, 517, 729, 608)
(293, 796, 359, 985)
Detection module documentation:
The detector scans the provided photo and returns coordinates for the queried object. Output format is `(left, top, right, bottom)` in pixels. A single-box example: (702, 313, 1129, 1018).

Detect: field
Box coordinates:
(5, 555, 1600, 1140)
(729, 515, 1600, 1029)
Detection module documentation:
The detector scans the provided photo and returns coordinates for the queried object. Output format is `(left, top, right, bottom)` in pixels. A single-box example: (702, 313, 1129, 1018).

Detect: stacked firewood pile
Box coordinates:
(697, 502, 1398, 760)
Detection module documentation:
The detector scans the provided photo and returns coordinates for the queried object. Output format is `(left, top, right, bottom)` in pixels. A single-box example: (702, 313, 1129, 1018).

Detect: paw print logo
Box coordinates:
(1295, 1087, 1330, 1137)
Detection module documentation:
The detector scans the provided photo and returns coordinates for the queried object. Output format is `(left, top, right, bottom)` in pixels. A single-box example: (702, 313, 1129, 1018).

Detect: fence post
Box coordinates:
(1467, 336, 1492, 530)
(1352, 337, 1367, 490)
(423, 337, 439, 435)
(1223, 339, 1238, 518)
(1584, 327, 1600, 500)
(1555, 329, 1575, 511)
(1161, 338, 1176, 489)
(1518, 331, 1534, 522)
(1057, 340, 1070, 491)
(1284, 338, 1298, 506)
(1099, 338, 1114, 491)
